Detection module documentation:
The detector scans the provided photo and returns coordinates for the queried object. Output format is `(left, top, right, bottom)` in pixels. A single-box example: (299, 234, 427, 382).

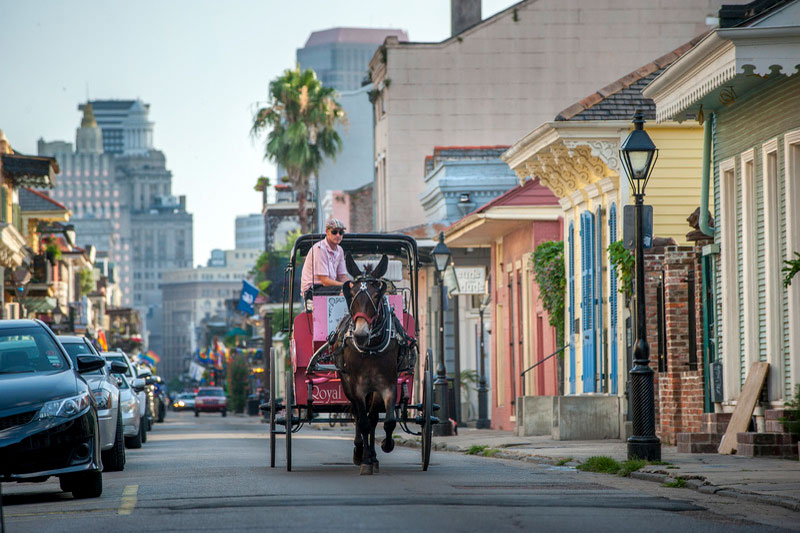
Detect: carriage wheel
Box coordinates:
(269, 348, 276, 468)
(421, 349, 433, 471)
(285, 370, 294, 472)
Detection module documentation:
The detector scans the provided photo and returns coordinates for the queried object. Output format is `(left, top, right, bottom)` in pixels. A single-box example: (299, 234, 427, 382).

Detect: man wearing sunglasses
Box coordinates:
(301, 218, 350, 300)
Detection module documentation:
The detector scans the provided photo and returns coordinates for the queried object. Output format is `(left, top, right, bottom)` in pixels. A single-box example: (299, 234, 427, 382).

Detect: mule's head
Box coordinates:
(343, 253, 389, 345)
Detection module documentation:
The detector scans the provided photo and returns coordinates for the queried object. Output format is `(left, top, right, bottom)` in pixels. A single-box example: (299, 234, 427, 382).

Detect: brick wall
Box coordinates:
(644, 243, 706, 444)
(346, 183, 373, 233)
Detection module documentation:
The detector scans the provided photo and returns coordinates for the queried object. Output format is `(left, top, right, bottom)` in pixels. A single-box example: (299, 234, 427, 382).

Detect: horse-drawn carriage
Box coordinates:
(266, 233, 435, 474)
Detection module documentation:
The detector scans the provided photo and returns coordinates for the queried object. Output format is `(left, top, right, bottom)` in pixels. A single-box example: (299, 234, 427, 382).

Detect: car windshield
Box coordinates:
(198, 389, 224, 396)
(61, 342, 104, 375)
(180, 393, 195, 399)
(0, 326, 69, 374)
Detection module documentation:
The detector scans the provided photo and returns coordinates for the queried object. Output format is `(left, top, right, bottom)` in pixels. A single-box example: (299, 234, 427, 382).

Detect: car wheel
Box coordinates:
(125, 421, 143, 449)
(102, 409, 126, 471)
(221, 410, 227, 417)
(194, 410, 199, 417)
(157, 403, 165, 423)
(141, 418, 148, 443)
(64, 470, 103, 499)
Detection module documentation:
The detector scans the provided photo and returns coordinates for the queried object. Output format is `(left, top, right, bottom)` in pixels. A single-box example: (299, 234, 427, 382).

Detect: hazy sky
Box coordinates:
(1, 0, 516, 265)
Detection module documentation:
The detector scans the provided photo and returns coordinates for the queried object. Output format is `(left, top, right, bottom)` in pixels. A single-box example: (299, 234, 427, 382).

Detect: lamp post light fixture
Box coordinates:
(475, 287, 491, 429)
(620, 110, 661, 461)
(431, 232, 453, 437)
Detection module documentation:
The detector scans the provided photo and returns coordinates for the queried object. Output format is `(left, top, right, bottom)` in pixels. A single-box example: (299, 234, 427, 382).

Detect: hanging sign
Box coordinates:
(453, 267, 486, 294)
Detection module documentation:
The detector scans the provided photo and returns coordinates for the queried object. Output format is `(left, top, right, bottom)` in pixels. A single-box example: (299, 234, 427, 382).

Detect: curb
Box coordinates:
(394, 436, 800, 513)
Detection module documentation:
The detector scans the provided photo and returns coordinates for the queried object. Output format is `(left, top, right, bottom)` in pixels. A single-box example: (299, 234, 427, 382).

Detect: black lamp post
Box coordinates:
(432, 232, 453, 437)
(475, 289, 491, 429)
(620, 110, 661, 461)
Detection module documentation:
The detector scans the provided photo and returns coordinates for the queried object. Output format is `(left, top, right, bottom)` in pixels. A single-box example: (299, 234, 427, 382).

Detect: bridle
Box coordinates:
(347, 276, 394, 355)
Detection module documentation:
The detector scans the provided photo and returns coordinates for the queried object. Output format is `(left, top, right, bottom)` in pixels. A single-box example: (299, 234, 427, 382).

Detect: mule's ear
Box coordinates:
(342, 280, 353, 308)
(345, 252, 361, 278)
(372, 255, 389, 279)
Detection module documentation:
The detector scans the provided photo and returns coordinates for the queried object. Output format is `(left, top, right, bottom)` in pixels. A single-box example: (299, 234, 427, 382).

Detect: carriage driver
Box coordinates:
(300, 218, 350, 301)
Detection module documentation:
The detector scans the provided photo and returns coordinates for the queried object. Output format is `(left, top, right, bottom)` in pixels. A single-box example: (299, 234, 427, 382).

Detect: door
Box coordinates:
(580, 211, 597, 393)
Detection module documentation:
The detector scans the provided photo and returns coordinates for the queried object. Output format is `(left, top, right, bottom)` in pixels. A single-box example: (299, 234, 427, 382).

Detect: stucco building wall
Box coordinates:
(371, 0, 735, 231)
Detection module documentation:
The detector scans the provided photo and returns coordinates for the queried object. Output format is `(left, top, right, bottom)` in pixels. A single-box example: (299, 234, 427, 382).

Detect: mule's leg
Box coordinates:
(353, 399, 373, 475)
(367, 393, 380, 473)
(352, 422, 363, 466)
(381, 386, 397, 453)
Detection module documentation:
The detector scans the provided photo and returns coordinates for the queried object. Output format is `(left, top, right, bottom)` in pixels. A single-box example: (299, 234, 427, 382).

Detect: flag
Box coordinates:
(237, 280, 259, 315)
(140, 350, 161, 367)
(97, 330, 109, 351)
(197, 349, 209, 363)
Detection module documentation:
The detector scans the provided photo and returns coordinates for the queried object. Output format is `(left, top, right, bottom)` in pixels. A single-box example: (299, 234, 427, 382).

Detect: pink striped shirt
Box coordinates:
(300, 238, 347, 293)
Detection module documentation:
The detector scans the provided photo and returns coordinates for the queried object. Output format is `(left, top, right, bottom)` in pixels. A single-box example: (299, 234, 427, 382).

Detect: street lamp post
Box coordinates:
(475, 290, 491, 429)
(620, 110, 661, 461)
(432, 232, 453, 437)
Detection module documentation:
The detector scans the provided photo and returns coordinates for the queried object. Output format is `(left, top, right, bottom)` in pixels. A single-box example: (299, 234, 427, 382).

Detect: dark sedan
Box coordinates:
(0, 320, 106, 498)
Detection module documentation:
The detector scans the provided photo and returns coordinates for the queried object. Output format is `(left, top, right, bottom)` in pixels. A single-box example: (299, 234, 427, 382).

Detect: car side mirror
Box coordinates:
(109, 361, 129, 374)
(132, 378, 146, 392)
(76, 355, 106, 373)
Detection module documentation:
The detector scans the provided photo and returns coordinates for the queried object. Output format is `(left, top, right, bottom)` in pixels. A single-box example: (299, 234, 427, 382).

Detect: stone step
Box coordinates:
(736, 432, 799, 458)
(676, 431, 723, 453)
(677, 442, 718, 454)
(702, 412, 732, 434)
(766, 420, 789, 433)
(765, 409, 792, 421)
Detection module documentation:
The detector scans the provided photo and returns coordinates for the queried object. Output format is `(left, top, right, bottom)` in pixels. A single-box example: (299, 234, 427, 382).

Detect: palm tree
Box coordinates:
(251, 67, 345, 232)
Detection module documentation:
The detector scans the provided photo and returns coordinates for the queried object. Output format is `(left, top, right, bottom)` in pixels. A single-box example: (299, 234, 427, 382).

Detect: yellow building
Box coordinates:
(503, 43, 704, 404)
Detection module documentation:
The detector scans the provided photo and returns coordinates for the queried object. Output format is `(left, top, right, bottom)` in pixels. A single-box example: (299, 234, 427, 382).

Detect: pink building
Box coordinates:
(446, 179, 562, 430)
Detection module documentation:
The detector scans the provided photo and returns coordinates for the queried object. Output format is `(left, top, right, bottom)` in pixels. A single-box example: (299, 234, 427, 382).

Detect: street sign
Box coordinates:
(623, 205, 653, 250)
(453, 267, 486, 294)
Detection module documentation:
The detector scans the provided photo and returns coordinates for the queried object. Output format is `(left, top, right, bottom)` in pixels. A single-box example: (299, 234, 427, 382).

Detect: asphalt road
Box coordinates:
(1, 412, 797, 532)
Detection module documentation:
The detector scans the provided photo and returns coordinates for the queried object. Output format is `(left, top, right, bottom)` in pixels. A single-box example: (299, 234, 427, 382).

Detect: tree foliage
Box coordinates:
(227, 352, 250, 413)
(531, 241, 565, 347)
(251, 67, 346, 232)
(783, 251, 800, 288)
(608, 241, 634, 302)
(79, 268, 95, 296)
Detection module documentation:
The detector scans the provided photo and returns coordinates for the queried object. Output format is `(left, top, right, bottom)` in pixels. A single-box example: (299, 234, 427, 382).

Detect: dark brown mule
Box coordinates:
(336, 253, 400, 475)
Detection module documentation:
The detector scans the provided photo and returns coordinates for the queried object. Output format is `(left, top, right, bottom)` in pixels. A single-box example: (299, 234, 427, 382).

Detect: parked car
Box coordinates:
(101, 351, 150, 443)
(136, 365, 157, 431)
(116, 374, 147, 448)
(173, 392, 196, 411)
(195, 387, 227, 416)
(58, 336, 128, 471)
(0, 319, 105, 498)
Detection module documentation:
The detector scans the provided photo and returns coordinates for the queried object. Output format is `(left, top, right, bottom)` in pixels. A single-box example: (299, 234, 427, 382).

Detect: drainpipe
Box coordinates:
(700, 113, 714, 237)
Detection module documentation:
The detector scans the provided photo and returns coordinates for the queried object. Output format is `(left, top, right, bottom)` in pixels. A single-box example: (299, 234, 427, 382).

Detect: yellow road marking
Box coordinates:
(118, 484, 138, 515)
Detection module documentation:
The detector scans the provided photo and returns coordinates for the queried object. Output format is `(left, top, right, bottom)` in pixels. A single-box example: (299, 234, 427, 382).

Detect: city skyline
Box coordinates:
(0, 0, 516, 265)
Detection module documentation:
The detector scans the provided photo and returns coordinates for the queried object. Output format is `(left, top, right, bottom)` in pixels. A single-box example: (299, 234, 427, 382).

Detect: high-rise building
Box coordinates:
(78, 100, 154, 155)
(38, 104, 131, 304)
(235, 214, 263, 251)
(40, 99, 193, 357)
(161, 249, 259, 379)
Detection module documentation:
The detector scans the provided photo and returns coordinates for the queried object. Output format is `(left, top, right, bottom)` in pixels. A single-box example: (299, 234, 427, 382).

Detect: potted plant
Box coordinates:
(44, 237, 62, 264)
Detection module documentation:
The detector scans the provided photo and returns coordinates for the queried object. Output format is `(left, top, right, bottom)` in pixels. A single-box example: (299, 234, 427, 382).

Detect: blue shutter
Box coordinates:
(609, 203, 618, 395)
(596, 205, 604, 391)
(569, 222, 576, 394)
(581, 212, 596, 393)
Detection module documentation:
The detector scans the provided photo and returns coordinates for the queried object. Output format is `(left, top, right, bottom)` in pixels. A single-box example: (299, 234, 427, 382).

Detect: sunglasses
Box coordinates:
(329, 229, 345, 236)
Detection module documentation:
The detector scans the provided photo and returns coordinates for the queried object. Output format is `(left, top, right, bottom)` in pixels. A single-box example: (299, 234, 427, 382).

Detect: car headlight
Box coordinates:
(93, 389, 112, 410)
(39, 392, 91, 420)
(177, 400, 185, 407)
(121, 398, 138, 414)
